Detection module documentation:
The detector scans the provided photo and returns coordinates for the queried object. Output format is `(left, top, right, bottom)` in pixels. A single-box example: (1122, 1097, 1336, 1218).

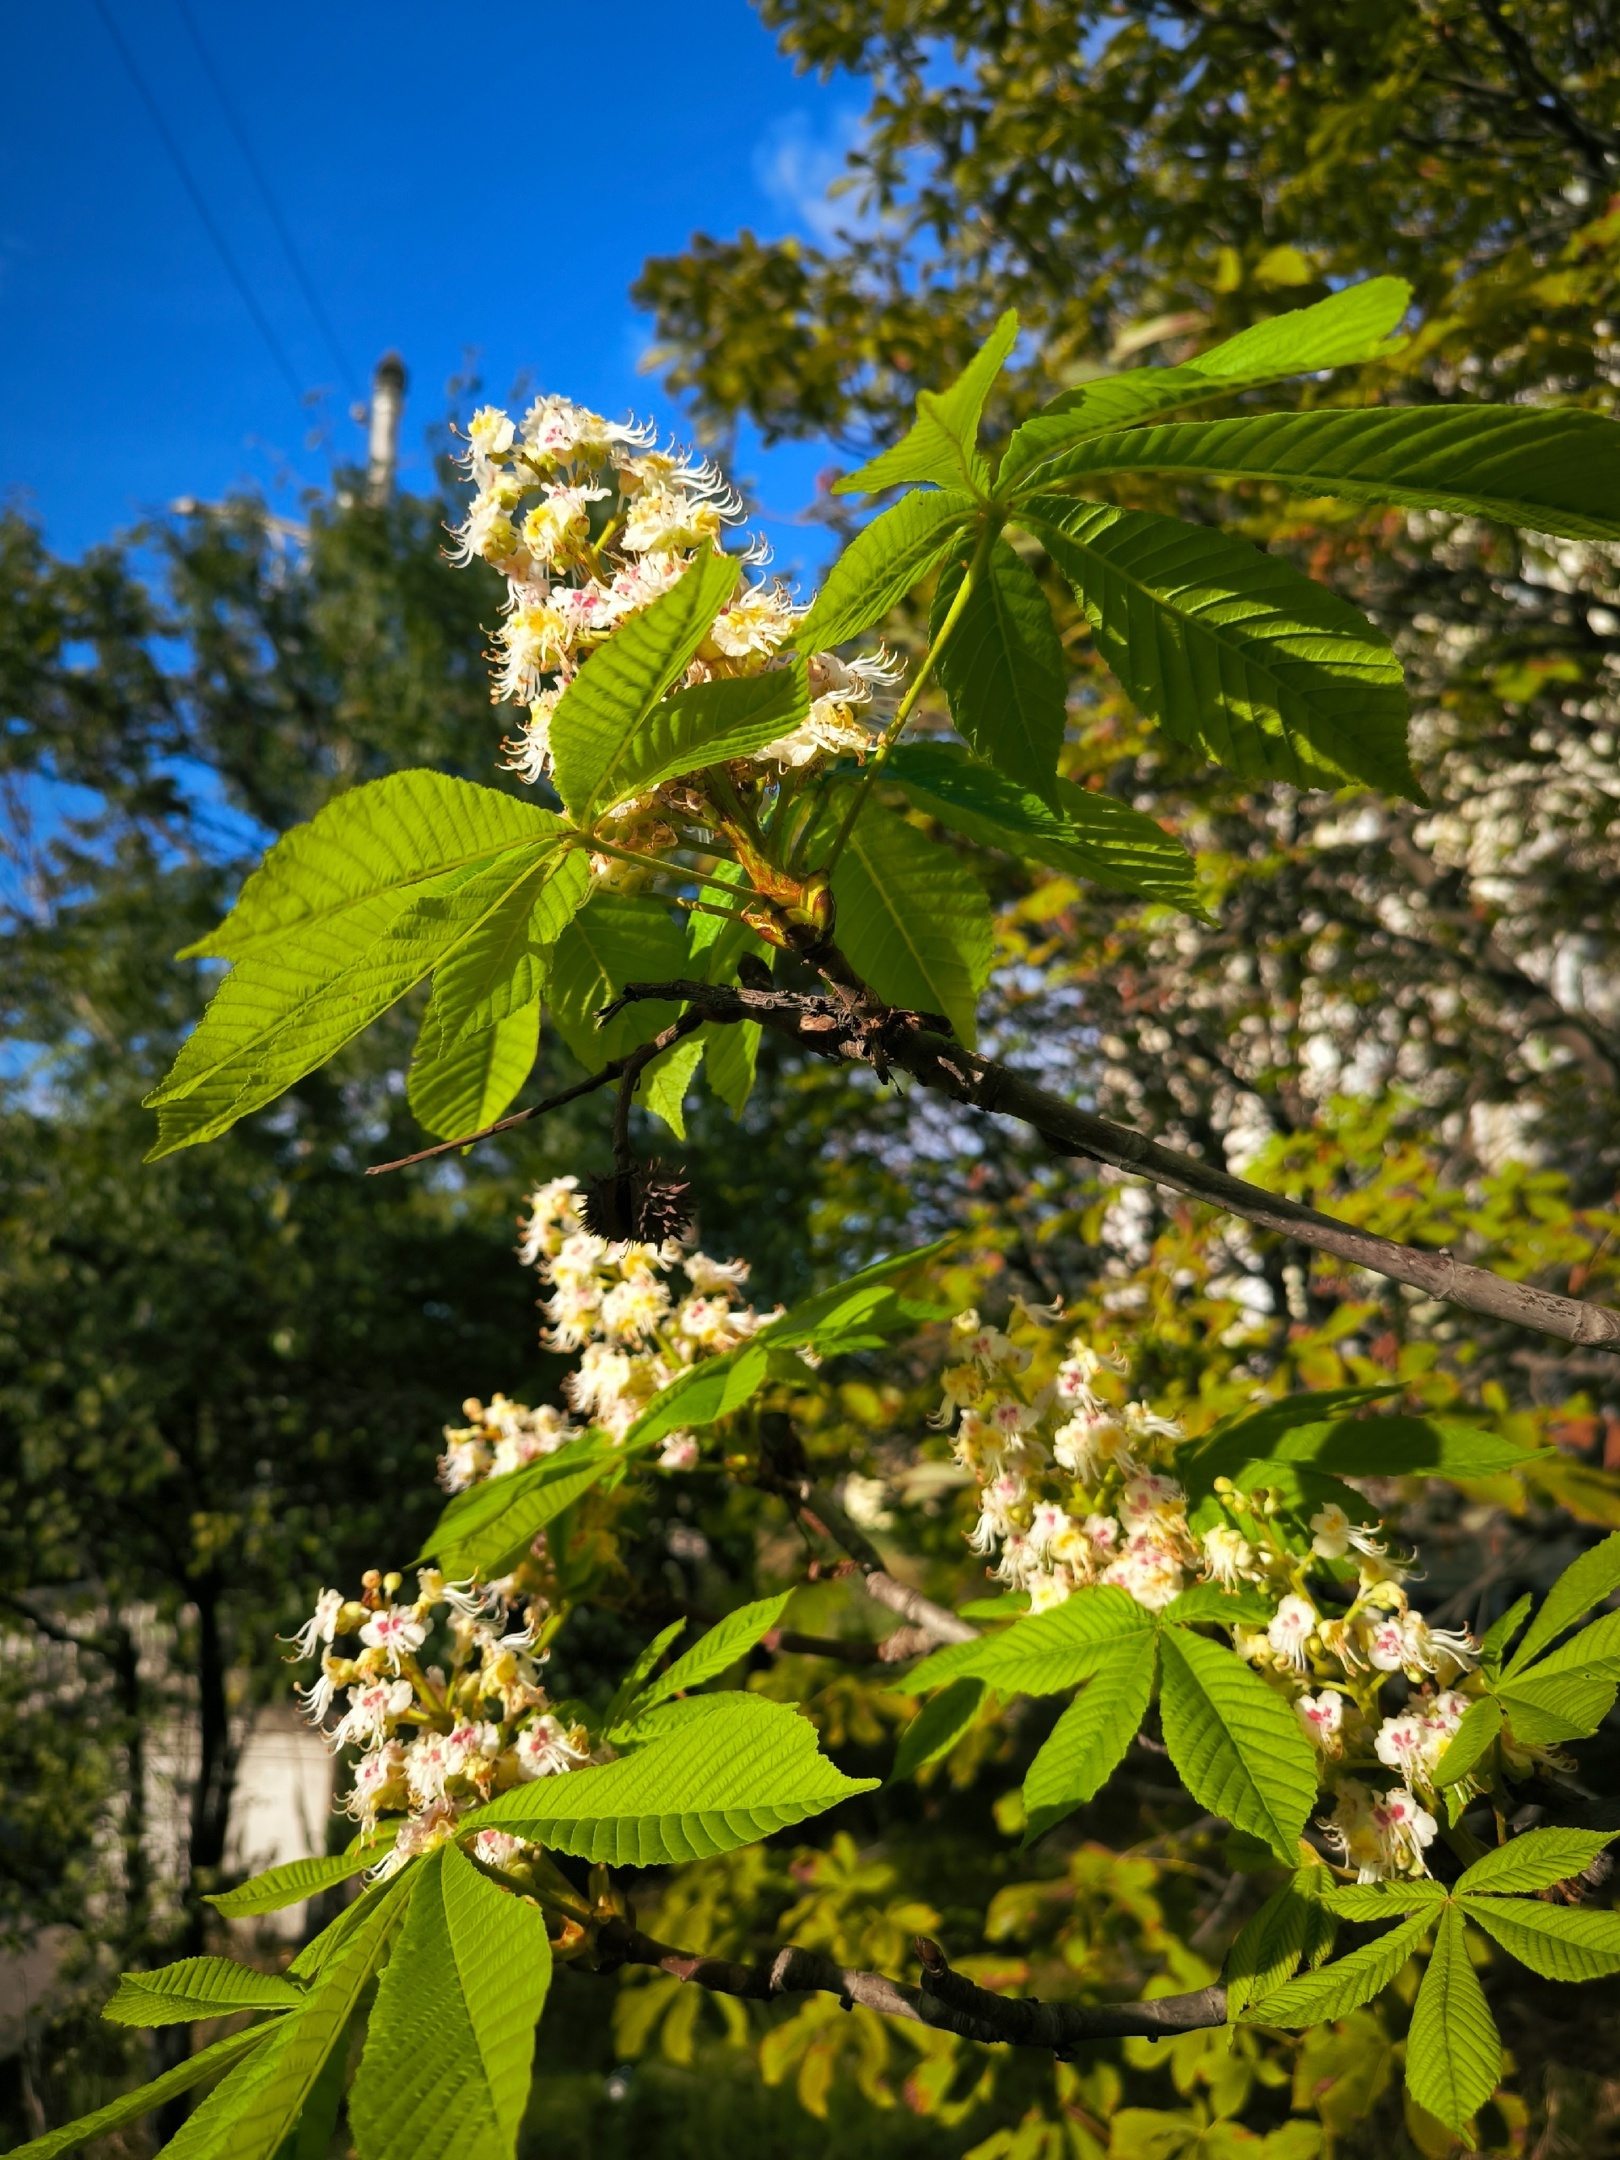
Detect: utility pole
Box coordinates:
(367, 352, 407, 505)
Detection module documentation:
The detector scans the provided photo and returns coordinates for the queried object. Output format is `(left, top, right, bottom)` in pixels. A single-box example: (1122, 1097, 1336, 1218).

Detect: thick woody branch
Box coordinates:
(592, 1916, 1227, 2053)
(596, 978, 1620, 1353)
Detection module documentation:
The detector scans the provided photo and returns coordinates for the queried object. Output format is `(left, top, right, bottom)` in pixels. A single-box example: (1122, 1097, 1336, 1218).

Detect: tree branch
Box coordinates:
(592, 1918, 1228, 2053)
(592, 977, 1620, 1353)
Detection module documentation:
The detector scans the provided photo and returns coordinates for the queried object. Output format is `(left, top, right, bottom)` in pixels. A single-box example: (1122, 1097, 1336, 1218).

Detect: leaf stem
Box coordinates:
(578, 834, 743, 898)
(820, 516, 996, 876)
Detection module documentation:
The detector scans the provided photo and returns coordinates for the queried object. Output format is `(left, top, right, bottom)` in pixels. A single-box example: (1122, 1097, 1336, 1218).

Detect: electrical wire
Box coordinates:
(90, 0, 308, 410)
(172, 0, 360, 399)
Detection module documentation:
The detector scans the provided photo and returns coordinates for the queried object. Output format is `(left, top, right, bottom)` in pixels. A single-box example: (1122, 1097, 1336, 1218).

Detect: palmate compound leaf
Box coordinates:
(463, 1693, 876, 1864)
(104, 1955, 304, 2026)
(349, 1842, 552, 2160)
(1243, 1906, 1435, 2027)
(1020, 1630, 1159, 1841)
(829, 794, 994, 1046)
(146, 837, 575, 1160)
(837, 310, 1019, 497)
(627, 1590, 795, 1715)
(1156, 1627, 1319, 1861)
(886, 739, 1203, 914)
(929, 534, 1069, 803)
(1223, 1865, 1337, 2021)
(906, 1584, 1153, 1695)
(998, 278, 1413, 491)
(158, 1873, 411, 2160)
(1504, 1531, 1620, 1675)
(1016, 497, 1417, 799)
(407, 995, 541, 1142)
(1031, 405, 1620, 545)
(548, 543, 741, 824)
(1404, 1906, 1502, 2138)
(1458, 1897, 1620, 1982)
(1480, 1593, 1534, 1679)
(546, 891, 688, 1069)
(794, 487, 980, 651)
(4, 2027, 274, 2160)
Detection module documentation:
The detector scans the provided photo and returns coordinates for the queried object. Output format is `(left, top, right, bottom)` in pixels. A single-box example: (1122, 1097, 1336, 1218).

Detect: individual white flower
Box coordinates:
(1371, 1787, 1438, 1876)
(1119, 1473, 1186, 1530)
(517, 1177, 584, 1265)
(471, 1827, 529, 1871)
(1309, 1502, 1388, 1561)
(1295, 1691, 1345, 1752)
(1027, 1573, 1071, 1614)
(346, 1740, 407, 1825)
(1027, 1501, 1073, 1558)
(331, 1679, 415, 1752)
(513, 1713, 590, 1780)
(703, 583, 798, 661)
(1101, 1531, 1185, 1611)
(1374, 1710, 1428, 1778)
(843, 1474, 895, 1532)
(493, 600, 569, 702)
(1267, 1594, 1318, 1672)
(1201, 1525, 1255, 1588)
(969, 1473, 1026, 1555)
(284, 1588, 345, 1661)
(658, 1433, 700, 1470)
(359, 1606, 429, 1670)
(684, 1251, 750, 1294)
(295, 1665, 338, 1727)
(599, 1272, 672, 1343)
(464, 404, 516, 467)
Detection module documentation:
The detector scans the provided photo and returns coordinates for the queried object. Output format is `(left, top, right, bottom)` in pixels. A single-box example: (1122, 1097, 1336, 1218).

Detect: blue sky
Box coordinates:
(0, 0, 866, 577)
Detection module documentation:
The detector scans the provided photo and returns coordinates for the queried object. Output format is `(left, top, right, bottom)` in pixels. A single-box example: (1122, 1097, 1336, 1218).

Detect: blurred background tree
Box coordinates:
(5, 4, 1620, 2152)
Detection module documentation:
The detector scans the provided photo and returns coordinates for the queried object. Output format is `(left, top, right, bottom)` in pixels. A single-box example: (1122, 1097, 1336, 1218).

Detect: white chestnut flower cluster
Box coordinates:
(449, 396, 901, 789)
(932, 1305, 1552, 1882)
(284, 1567, 594, 1877)
(437, 1177, 779, 1492)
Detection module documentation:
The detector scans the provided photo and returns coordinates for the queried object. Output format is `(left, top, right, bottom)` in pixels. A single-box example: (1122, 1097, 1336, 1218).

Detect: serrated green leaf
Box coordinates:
(1224, 1869, 1335, 2020)
(684, 858, 767, 1115)
(630, 1591, 795, 1714)
(642, 1030, 706, 1139)
(1497, 1667, 1618, 1744)
(104, 1956, 304, 2026)
(1186, 1405, 1530, 1500)
(620, 1340, 770, 1453)
(1018, 497, 1415, 798)
(407, 996, 540, 1141)
(547, 893, 688, 1067)
(1001, 280, 1412, 490)
(147, 840, 563, 1159)
(1456, 1827, 1618, 1894)
(1244, 1908, 1433, 2026)
(549, 546, 741, 822)
(1021, 1631, 1158, 1840)
(428, 846, 589, 1045)
(1158, 1627, 1318, 1859)
(415, 1433, 620, 1581)
(1480, 1594, 1534, 1680)
(829, 796, 993, 1045)
(1459, 1896, 1620, 1981)
(930, 535, 1068, 801)
(760, 1236, 952, 1346)
(594, 660, 812, 810)
(795, 489, 979, 651)
(1320, 1882, 1448, 1919)
(1525, 1605, 1620, 1680)
(465, 1694, 875, 1864)
(907, 1585, 1151, 1695)
(1162, 1585, 1277, 1627)
(179, 771, 564, 964)
(838, 311, 1018, 496)
(601, 1619, 689, 1736)
(1404, 1906, 1501, 2137)
(1189, 1387, 1399, 1469)
(1432, 1696, 1503, 1789)
(1032, 406, 1620, 543)
(3, 2026, 274, 2160)
(349, 1844, 551, 2160)
(207, 1847, 383, 1919)
(891, 1676, 988, 1783)
(1506, 1532, 1620, 1674)
(162, 1875, 410, 2160)
(886, 739, 1203, 913)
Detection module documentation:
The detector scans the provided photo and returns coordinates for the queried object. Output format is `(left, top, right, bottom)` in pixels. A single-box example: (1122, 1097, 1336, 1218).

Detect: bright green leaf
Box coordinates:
(891, 1676, 987, 1782)
(1455, 1827, 1618, 1895)
(1506, 1533, 1620, 1674)
(1480, 1594, 1534, 1680)
(1244, 1908, 1433, 2026)
(1432, 1696, 1503, 1789)
(1320, 1882, 1447, 1919)
(1017, 497, 1416, 798)
(887, 739, 1203, 913)
(1459, 1896, 1620, 1982)
(642, 1030, 706, 1139)
(837, 311, 1018, 496)
(930, 535, 1068, 801)
(1157, 1627, 1319, 1859)
(907, 1585, 1151, 1695)
(630, 1591, 795, 1713)
(207, 1847, 384, 1919)
(105, 1956, 303, 2026)
(829, 796, 993, 1045)
(795, 490, 979, 651)
(1497, 1667, 1618, 1745)
(407, 996, 540, 1142)
(549, 545, 741, 822)
(1032, 406, 1620, 544)
(1404, 1906, 1501, 2137)
(3, 2027, 273, 2160)
(620, 1340, 770, 1454)
(427, 846, 589, 1045)
(1021, 1631, 1158, 1840)
(416, 1433, 620, 1582)
(595, 662, 812, 810)
(1225, 1869, 1336, 2020)
(547, 894, 688, 1068)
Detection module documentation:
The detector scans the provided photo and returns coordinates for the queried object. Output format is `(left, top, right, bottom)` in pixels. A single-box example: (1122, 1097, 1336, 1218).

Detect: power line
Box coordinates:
(89, 0, 308, 410)
(173, 0, 360, 399)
